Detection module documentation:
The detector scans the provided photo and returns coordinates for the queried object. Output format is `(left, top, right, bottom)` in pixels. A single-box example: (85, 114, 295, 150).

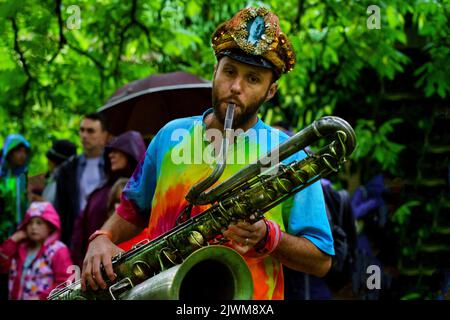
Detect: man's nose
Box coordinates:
(81, 133, 90, 141)
(230, 77, 243, 95)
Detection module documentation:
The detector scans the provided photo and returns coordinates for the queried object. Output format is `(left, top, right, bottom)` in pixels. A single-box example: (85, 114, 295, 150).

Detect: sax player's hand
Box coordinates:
(81, 235, 124, 291)
(223, 219, 267, 255)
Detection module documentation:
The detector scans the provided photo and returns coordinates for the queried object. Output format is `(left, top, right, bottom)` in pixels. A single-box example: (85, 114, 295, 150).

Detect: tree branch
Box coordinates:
(135, 20, 152, 48)
(11, 18, 33, 81)
(112, 0, 137, 80)
(318, 9, 330, 65)
(10, 17, 34, 130)
(52, 1, 106, 98)
(112, 0, 153, 80)
(293, 0, 305, 33)
(325, 1, 370, 65)
(66, 43, 106, 71)
(48, 0, 67, 64)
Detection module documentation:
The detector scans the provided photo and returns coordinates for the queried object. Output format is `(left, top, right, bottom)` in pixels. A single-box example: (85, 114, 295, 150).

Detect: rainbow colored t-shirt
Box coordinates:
(117, 108, 334, 300)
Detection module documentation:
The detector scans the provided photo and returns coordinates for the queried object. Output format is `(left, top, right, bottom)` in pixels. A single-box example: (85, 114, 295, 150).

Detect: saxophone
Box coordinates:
(48, 114, 356, 300)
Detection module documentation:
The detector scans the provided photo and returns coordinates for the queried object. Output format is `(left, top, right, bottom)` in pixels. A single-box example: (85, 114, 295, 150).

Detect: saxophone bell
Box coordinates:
(118, 246, 253, 300)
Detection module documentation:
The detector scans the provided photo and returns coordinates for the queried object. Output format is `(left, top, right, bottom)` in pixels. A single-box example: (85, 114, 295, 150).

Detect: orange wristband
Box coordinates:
(88, 230, 113, 242)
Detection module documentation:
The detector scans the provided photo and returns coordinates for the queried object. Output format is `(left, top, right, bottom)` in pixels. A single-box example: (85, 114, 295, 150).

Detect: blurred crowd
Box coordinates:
(0, 112, 147, 300)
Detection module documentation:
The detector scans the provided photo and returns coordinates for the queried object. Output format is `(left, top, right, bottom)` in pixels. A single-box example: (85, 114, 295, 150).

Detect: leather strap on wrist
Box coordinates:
(88, 230, 113, 243)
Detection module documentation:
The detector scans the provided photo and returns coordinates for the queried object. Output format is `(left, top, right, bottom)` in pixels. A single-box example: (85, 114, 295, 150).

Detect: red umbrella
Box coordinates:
(98, 71, 212, 137)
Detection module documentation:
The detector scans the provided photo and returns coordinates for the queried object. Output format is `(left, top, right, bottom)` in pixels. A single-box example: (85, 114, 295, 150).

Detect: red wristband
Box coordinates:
(247, 219, 282, 258)
(88, 230, 113, 243)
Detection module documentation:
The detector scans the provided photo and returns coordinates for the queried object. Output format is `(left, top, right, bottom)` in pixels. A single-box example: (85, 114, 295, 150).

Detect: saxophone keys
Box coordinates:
(161, 248, 178, 265)
(253, 186, 277, 206)
(322, 153, 339, 172)
(290, 167, 308, 184)
(187, 231, 205, 248)
(132, 261, 153, 280)
(131, 238, 150, 249)
(232, 201, 247, 218)
(108, 277, 134, 300)
(274, 177, 293, 193)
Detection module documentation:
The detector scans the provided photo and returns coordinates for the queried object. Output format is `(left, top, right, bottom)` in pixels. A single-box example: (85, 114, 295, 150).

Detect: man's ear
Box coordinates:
(265, 82, 278, 102)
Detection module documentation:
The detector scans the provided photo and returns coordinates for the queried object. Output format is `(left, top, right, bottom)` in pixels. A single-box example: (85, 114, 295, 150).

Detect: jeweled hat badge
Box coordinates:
(211, 7, 296, 75)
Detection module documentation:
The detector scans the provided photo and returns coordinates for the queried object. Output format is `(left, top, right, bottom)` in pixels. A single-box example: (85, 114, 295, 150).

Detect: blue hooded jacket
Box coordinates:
(0, 134, 31, 242)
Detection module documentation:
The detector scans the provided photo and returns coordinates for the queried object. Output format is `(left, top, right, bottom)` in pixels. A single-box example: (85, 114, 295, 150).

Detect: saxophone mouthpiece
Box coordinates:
(224, 103, 235, 130)
(219, 104, 235, 165)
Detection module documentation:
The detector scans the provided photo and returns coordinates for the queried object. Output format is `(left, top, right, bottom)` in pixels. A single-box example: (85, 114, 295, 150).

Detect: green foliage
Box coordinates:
(413, 0, 449, 98)
(353, 118, 406, 174)
(0, 0, 447, 176)
(391, 200, 421, 225)
(400, 292, 422, 300)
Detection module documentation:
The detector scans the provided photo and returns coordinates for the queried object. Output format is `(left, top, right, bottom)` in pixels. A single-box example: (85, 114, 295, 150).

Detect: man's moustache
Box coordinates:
(220, 96, 243, 107)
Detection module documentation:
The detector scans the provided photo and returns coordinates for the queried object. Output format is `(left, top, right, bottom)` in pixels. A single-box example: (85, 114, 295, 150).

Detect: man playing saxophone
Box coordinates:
(81, 7, 335, 300)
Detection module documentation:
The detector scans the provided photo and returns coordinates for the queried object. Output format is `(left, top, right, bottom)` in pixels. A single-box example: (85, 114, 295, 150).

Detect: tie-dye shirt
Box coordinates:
(117, 108, 334, 300)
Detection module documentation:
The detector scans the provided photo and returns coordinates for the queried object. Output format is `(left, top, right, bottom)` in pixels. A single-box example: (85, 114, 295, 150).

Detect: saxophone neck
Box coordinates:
(185, 104, 236, 205)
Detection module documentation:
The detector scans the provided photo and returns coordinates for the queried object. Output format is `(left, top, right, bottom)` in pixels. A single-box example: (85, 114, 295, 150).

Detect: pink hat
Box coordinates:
(19, 201, 61, 232)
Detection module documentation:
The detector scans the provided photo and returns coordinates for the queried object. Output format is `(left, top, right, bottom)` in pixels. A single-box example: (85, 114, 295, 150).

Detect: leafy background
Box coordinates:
(0, 0, 448, 299)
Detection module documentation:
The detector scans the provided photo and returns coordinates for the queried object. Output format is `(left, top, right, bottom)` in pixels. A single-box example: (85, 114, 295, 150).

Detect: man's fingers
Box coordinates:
(227, 224, 252, 239)
(102, 254, 116, 282)
(84, 259, 98, 291)
(234, 221, 256, 231)
(229, 240, 250, 255)
(81, 261, 90, 291)
(92, 256, 107, 289)
(80, 238, 123, 292)
(223, 229, 241, 245)
(223, 229, 252, 247)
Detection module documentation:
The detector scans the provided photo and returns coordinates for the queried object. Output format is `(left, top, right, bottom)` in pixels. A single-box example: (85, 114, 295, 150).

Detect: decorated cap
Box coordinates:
(211, 7, 296, 77)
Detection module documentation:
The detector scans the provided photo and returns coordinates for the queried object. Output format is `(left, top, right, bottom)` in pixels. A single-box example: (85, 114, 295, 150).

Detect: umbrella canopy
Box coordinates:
(98, 71, 212, 137)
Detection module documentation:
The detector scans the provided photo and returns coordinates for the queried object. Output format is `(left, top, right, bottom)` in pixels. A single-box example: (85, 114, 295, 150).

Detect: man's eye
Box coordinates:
(248, 76, 260, 84)
(80, 127, 95, 133)
(224, 69, 234, 75)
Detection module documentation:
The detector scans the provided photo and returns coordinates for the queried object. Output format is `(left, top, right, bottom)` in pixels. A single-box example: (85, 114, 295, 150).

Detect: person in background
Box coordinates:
(30, 139, 77, 206)
(110, 178, 149, 252)
(351, 173, 404, 299)
(70, 131, 146, 267)
(0, 134, 31, 243)
(107, 178, 130, 219)
(55, 113, 109, 246)
(0, 134, 31, 300)
(0, 202, 72, 300)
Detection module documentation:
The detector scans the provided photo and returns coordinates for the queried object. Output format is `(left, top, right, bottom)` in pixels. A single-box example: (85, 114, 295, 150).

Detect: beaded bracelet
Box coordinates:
(247, 219, 282, 258)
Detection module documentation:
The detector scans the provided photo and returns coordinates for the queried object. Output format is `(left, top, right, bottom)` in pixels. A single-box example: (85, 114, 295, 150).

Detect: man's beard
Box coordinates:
(211, 85, 269, 129)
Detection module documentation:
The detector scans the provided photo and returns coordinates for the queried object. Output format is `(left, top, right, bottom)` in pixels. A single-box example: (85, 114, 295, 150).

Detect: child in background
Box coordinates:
(106, 177, 129, 218)
(0, 201, 72, 300)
